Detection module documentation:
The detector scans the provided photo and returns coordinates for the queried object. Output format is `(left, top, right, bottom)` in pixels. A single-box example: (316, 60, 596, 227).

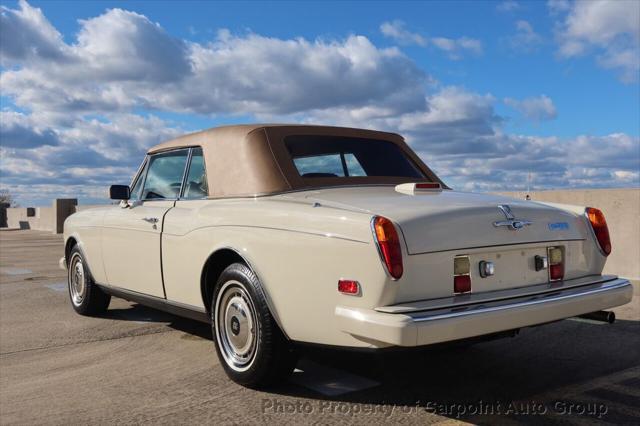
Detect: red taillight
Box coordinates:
(549, 264, 564, 281)
(548, 247, 564, 281)
(454, 275, 471, 294)
(586, 207, 611, 256)
(338, 279, 360, 295)
(372, 216, 403, 280)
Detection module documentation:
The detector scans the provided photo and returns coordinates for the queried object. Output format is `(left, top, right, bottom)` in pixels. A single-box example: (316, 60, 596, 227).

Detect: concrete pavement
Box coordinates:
(1, 231, 639, 424)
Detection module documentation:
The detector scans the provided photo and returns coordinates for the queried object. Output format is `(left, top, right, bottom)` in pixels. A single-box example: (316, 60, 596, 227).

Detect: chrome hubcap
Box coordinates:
(215, 281, 258, 372)
(69, 254, 86, 306)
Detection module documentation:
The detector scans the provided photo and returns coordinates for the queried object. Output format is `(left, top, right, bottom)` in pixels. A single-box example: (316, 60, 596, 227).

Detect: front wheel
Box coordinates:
(212, 263, 297, 388)
(67, 246, 111, 315)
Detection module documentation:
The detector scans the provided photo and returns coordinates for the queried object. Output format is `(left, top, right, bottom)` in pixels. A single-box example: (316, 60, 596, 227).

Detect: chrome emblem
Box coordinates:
(493, 204, 532, 230)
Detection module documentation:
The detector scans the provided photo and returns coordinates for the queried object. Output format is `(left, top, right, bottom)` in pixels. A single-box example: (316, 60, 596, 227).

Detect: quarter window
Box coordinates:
(182, 148, 208, 199)
(142, 150, 189, 200)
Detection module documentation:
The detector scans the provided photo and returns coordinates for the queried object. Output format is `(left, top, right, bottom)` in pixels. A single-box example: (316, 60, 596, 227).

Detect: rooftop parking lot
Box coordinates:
(1, 230, 638, 424)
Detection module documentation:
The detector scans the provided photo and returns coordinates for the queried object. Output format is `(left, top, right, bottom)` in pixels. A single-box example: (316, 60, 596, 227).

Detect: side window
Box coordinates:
(129, 160, 148, 201)
(182, 148, 208, 199)
(142, 150, 189, 200)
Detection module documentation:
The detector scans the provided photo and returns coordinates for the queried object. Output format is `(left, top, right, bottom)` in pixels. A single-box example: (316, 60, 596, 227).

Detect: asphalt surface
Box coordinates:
(0, 230, 638, 425)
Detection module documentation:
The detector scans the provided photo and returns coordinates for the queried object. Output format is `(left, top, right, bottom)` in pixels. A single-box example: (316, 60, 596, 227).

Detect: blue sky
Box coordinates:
(1, 0, 639, 205)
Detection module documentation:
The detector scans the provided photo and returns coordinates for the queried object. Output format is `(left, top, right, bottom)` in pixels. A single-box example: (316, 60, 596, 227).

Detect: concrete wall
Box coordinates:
(496, 188, 640, 280)
(0, 202, 8, 228)
(5, 199, 77, 233)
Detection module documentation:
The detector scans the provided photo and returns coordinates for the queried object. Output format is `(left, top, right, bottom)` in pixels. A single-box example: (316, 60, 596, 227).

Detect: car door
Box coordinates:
(161, 147, 211, 307)
(101, 148, 190, 297)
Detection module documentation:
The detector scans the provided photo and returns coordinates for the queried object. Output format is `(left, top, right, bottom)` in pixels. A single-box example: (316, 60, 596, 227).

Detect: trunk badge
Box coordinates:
(493, 204, 532, 230)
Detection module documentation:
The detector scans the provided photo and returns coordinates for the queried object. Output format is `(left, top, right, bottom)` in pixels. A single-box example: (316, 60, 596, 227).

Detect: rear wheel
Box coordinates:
(212, 263, 297, 388)
(67, 246, 111, 315)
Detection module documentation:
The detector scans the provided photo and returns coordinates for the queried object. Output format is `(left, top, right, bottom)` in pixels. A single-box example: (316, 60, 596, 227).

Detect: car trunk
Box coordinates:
(281, 187, 595, 301)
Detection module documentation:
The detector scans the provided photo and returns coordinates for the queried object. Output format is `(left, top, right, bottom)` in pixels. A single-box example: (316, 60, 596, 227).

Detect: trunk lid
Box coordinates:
(280, 187, 586, 254)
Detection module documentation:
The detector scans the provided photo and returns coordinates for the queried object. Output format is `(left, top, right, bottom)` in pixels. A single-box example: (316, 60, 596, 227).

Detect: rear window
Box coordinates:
(285, 136, 425, 178)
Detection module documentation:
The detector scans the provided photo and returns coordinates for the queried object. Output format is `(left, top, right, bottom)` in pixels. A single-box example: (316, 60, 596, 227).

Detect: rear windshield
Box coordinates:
(284, 136, 425, 179)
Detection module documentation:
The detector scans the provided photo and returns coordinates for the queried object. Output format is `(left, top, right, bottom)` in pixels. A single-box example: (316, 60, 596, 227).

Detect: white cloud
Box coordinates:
(0, 1, 637, 205)
(508, 20, 543, 51)
(497, 1, 520, 12)
(504, 95, 558, 121)
(554, 0, 640, 83)
(0, 0, 68, 64)
(380, 20, 427, 46)
(547, 0, 571, 15)
(0, 111, 61, 148)
(0, 3, 428, 117)
(430, 37, 483, 59)
(380, 20, 482, 59)
(74, 8, 191, 82)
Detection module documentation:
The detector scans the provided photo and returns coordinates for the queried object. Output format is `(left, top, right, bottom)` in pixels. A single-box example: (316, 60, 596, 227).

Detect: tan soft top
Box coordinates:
(148, 124, 444, 198)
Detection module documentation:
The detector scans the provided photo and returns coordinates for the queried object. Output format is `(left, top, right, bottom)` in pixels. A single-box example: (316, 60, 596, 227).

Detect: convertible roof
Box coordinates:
(147, 124, 444, 198)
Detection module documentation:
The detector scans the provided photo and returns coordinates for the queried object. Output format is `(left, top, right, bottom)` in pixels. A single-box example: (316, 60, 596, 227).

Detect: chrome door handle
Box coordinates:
(142, 217, 159, 224)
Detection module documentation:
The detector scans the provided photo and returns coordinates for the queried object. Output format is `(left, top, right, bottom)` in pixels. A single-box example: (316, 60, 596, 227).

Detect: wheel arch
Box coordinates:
(200, 247, 288, 338)
(200, 246, 289, 339)
(64, 236, 79, 267)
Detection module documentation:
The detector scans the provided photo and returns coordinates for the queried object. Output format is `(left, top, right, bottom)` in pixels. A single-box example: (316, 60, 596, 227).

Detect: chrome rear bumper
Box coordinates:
(335, 275, 633, 347)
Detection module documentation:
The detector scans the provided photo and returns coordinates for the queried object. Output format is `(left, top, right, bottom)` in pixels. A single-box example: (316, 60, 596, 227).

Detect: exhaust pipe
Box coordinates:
(577, 310, 616, 324)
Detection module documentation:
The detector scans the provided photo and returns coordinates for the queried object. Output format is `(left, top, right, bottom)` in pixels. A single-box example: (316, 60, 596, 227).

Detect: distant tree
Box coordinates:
(0, 189, 15, 207)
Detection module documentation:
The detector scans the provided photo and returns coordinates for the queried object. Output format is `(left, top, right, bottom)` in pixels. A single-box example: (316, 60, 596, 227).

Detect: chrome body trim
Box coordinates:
(407, 278, 631, 322)
(97, 283, 209, 323)
(376, 274, 627, 314)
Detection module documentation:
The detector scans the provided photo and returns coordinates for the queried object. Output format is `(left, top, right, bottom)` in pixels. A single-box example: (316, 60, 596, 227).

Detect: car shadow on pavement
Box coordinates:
(269, 318, 640, 423)
(97, 302, 640, 423)
(100, 303, 213, 340)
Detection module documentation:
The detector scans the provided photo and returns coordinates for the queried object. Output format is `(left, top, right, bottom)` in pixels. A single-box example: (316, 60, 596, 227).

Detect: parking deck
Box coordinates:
(1, 230, 638, 424)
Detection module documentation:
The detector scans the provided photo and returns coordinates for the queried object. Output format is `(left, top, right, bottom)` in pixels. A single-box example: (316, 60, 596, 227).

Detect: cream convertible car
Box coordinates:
(62, 124, 632, 387)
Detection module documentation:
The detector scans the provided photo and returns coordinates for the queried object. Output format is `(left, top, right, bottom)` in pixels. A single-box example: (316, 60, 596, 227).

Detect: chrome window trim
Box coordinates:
(178, 146, 210, 201)
(141, 148, 191, 202)
(129, 156, 149, 188)
(178, 148, 194, 199)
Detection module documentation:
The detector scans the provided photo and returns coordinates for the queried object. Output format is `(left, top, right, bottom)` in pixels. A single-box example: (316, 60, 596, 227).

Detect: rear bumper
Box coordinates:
(335, 276, 633, 347)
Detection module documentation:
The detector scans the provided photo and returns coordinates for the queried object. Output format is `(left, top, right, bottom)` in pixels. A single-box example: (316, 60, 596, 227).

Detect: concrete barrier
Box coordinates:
(0, 202, 8, 228)
(5, 199, 77, 233)
(496, 188, 640, 280)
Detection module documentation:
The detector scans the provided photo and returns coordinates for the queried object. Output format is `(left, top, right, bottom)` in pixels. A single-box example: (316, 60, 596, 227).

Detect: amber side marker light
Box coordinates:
(372, 216, 403, 280)
(586, 207, 611, 256)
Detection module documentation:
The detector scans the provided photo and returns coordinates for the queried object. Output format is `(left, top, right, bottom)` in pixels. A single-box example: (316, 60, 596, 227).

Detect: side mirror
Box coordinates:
(109, 185, 131, 200)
